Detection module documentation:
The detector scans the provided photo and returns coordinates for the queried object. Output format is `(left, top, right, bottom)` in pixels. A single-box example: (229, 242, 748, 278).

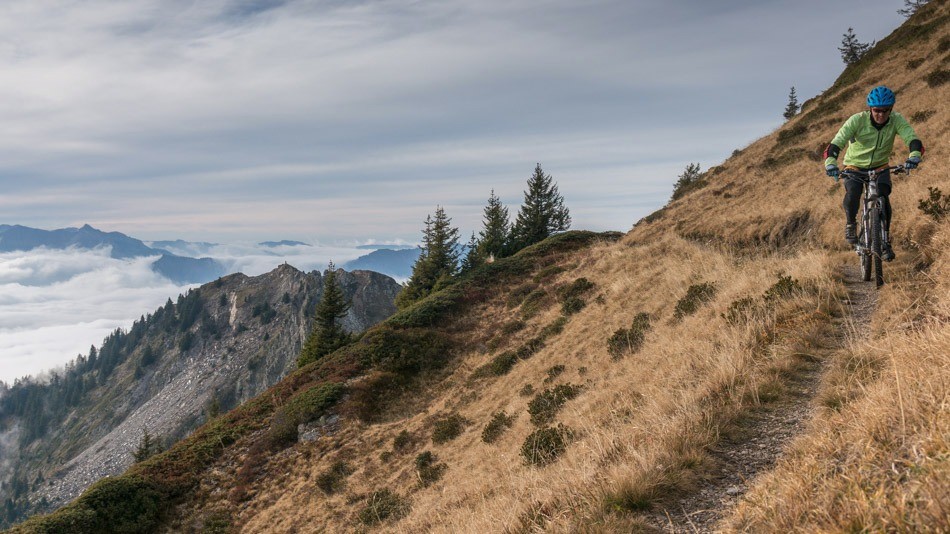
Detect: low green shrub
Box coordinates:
(19, 475, 166, 533)
(521, 425, 574, 467)
(432, 413, 468, 444)
(607, 313, 651, 358)
(557, 278, 595, 301)
(764, 275, 803, 302)
(776, 123, 807, 143)
(347, 371, 414, 423)
(539, 316, 568, 338)
(481, 411, 516, 444)
(519, 384, 535, 397)
(911, 110, 936, 122)
(722, 297, 757, 325)
(316, 460, 354, 495)
(352, 327, 452, 376)
(388, 285, 465, 328)
(919, 187, 950, 221)
(358, 488, 410, 525)
(561, 297, 586, 316)
(558, 278, 595, 315)
(415, 451, 448, 487)
(266, 383, 344, 449)
(520, 289, 550, 319)
(533, 264, 567, 283)
(926, 68, 950, 87)
(673, 283, 717, 319)
(543, 365, 566, 384)
(501, 319, 526, 335)
(507, 282, 540, 308)
(393, 430, 413, 451)
(528, 384, 582, 426)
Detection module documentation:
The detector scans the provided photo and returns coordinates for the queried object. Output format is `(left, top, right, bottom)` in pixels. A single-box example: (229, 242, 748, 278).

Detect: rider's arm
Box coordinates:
(892, 113, 924, 160)
(824, 113, 861, 167)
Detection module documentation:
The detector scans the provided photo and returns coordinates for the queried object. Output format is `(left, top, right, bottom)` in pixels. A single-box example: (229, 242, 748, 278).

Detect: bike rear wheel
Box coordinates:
(859, 225, 871, 282)
(870, 205, 884, 287)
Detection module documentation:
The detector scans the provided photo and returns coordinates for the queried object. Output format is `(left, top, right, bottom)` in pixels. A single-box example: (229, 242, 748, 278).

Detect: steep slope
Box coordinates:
(0, 265, 400, 527)
(11, 3, 950, 532)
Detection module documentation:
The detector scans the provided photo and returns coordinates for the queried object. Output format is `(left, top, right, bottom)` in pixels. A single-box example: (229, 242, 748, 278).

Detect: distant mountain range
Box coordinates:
(258, 240, 311, 248)
(344, 247, 420, 279)
(0, 224, 225, 284)
(0, 224, 423, 283)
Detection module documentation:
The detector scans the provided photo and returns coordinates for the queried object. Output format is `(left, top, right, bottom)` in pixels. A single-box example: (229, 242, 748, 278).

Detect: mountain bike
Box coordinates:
(840, 164, 909, 288)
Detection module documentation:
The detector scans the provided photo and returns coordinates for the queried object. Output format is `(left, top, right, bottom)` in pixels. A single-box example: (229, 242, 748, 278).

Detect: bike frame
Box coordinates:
(841, 165, 907, 286)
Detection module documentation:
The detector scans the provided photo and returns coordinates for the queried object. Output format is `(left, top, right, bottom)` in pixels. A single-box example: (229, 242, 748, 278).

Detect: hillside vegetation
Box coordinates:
(12, 2, 950, 532)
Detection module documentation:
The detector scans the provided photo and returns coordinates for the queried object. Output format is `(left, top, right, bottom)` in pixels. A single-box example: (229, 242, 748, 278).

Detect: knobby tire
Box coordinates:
(859, 223, 871, 282)
(870, 205, 884, 287)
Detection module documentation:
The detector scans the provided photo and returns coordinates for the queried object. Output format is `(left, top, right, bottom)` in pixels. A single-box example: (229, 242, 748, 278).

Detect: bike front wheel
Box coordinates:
(859, 225, 871, 282)
(870, 205, 884, 287)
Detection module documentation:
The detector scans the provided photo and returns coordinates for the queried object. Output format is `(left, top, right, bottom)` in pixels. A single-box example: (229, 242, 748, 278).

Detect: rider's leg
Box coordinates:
(879, 183, 893, 234)
(843, 178, 863, 243)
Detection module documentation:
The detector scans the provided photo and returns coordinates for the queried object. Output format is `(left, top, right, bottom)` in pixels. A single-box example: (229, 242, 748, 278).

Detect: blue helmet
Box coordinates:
(867, 86, 895, 107)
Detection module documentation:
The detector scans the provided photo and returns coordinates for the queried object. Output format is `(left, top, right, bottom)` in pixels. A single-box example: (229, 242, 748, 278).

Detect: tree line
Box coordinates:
(396, 163, 571, 309)
(294, 163, 573, 371)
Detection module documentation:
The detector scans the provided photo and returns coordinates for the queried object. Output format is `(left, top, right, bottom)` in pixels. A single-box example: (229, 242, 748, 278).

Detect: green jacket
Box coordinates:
(824, 111, 922, 169)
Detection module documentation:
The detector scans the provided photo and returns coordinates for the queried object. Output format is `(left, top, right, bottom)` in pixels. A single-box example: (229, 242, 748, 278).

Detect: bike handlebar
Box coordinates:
(839, 165, 908, 182)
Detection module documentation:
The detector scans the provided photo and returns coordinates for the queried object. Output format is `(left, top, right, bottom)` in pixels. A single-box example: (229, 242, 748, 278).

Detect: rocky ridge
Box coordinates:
(6, 264, 400, 518)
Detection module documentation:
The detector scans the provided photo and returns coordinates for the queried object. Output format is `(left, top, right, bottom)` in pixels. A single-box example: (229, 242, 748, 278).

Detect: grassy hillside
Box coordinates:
(11, 1, 950, 532)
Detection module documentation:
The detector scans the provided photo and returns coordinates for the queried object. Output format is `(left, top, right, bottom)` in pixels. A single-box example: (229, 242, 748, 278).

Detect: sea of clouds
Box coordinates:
(0, 242, 385, 384)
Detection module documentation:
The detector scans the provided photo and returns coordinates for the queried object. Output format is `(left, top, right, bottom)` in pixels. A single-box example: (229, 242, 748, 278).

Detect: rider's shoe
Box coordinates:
(845, 224, 858, 245)
(882, 242, 895, 262)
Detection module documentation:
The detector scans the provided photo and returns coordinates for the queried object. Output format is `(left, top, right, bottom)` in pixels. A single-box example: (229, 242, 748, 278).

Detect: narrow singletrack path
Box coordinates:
(646, 264, 877, 533)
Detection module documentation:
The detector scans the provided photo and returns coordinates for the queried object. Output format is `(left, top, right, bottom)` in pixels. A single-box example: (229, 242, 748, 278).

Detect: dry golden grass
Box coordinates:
(219, 234, 845, 533)
(167, 4, 950, 532)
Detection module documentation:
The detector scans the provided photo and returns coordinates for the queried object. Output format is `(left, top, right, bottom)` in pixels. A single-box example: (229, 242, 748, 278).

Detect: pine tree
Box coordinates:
(898, 0, 929, 18)
(477, 189, 510, 261)
(839, 28, 874, 65)
(510, 164, 571, 251)
(783, 86, 799, 120)
(396, 207, 461, 308)
(461, 232, 480, 274)
(671, 162, 705, 200)
(298, 262, 352, 367)
(132, 427, 159, 462)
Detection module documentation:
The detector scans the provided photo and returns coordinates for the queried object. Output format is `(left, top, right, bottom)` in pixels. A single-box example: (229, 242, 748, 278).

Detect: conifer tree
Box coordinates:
(671, 163, 705, 200)
(477, 189, 510, 261)
(783, 86, 799, 120)
(898, 0, 928, 18)
(396, 206, 461, 308)
(460, 232, 480, 274)
(839, 28, 874, 65)
(298, 262, 352, 367)
(132, 427, 160, 462)
(510, 164, 571, 251)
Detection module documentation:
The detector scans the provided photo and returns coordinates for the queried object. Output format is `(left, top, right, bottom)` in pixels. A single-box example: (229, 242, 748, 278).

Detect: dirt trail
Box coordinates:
(646, 265, 876, 533)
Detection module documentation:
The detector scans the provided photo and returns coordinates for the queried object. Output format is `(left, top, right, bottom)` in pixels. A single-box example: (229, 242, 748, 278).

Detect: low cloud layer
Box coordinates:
(0, 243, 377, 383)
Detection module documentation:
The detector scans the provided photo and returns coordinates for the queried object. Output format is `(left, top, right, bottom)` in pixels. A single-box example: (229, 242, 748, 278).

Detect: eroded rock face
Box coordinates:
(4, 265, 400, 518)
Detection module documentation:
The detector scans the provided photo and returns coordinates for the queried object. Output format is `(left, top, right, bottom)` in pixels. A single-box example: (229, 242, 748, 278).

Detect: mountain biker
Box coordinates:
(823, 85, 924, 261)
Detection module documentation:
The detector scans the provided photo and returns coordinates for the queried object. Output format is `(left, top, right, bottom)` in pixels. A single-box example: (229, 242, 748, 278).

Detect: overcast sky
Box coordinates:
(0, 0, 916, 382)
(0, 0, 910, 245)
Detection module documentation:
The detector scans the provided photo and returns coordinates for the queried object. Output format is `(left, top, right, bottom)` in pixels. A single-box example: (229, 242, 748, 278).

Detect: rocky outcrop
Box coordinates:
(7, 264, 400, 517)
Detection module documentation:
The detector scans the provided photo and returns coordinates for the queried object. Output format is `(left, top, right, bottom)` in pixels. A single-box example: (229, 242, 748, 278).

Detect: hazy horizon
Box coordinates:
(0, 239, 399, 384)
